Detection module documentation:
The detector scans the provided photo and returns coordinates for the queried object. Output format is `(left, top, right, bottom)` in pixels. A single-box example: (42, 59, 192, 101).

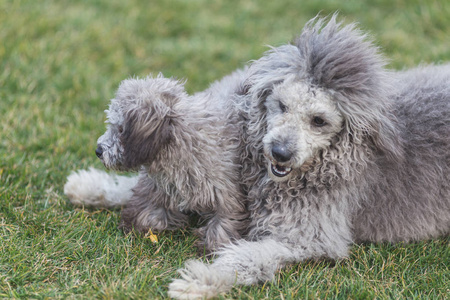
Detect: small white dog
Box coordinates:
(65, 71, 249, 253)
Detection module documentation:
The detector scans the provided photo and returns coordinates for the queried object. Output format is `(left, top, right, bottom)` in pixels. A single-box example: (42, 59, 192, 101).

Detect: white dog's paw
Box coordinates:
(64, 168, 137, 208)
(64, 168, 106, 206)
(168, 260, 235, 299)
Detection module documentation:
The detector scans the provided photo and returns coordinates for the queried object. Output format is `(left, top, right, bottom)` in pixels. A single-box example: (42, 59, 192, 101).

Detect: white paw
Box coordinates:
(168, 260, 235, 299)
(64, 168, 106, 206)
(64, 168, 137, 208)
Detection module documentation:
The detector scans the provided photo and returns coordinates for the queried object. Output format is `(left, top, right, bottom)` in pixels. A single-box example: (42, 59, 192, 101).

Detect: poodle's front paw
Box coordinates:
(168, 260, 235, 299)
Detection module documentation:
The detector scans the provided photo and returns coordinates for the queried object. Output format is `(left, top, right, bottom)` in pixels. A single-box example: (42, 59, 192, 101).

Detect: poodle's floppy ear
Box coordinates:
(116, 76, 186, 169)
(297, 14, 403, 161)
(371, 116, 404, 161)
(335, 93, 404, 161)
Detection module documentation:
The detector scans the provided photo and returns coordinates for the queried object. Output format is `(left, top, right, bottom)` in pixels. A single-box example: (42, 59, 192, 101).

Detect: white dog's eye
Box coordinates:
(118, 125, 124, 133)
(312, 116, 327, 127)
(279, 101, 288, 113)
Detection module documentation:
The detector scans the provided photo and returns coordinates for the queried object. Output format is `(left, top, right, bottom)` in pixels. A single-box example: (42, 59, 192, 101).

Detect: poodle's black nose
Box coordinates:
(271, 144, 292, 162)
(95, 146, 103, 158)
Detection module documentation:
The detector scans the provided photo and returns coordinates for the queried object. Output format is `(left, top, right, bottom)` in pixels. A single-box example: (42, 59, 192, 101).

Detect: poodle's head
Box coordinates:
(96, 75, 185, 171)
(262, 78, 344, 181)
(247, 15, 402, 182)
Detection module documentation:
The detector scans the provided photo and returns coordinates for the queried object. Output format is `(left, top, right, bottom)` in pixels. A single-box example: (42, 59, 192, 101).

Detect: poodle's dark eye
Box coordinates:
(279, 101, 288, 113)
(118, 125, 124, 133)
(312, 116, 327, 127)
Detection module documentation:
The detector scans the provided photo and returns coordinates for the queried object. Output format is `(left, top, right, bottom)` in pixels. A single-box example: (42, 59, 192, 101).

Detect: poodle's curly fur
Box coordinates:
(65, 15, 449, 299)
(168, 16, 449, 298)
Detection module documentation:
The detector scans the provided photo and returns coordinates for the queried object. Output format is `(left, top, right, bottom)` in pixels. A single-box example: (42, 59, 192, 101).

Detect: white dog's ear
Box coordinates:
(121, 107, 174, 169)
(116, 77, 186, 168)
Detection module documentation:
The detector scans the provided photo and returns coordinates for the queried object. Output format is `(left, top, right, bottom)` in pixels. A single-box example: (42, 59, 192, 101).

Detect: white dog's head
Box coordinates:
(96, 75, 186, 171)
(247, 15, 402, 182)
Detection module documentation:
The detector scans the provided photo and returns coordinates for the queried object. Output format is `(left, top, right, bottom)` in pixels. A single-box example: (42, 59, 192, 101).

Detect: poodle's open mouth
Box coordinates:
(270, 163, 292, 178)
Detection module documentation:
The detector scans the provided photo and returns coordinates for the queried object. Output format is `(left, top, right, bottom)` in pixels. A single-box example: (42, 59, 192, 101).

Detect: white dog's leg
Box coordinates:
(64, 168, 138, 208)
(119, 173, 189, 233)
(168, 239, 301, 299)
(195, 210, 249, 254)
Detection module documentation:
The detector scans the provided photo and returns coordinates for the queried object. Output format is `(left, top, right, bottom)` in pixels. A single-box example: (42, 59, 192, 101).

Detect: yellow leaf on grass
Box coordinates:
(145, 229, 158, 243)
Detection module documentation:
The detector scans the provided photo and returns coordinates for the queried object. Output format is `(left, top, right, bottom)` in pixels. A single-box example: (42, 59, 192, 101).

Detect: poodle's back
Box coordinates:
(353, 65, 450, 242)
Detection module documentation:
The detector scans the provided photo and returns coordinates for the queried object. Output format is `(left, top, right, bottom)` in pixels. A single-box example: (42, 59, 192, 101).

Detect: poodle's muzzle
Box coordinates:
(266, 142, 293, 180)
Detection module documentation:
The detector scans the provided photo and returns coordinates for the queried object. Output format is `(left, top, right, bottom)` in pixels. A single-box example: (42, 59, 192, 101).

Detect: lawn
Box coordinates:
(1, 0, 449, 298)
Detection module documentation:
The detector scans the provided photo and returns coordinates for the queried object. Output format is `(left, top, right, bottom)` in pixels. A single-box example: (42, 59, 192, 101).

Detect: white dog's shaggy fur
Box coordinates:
(65, 70, 249, 253)
(65, 168, 139, 208)
(65, 15, 449, 299)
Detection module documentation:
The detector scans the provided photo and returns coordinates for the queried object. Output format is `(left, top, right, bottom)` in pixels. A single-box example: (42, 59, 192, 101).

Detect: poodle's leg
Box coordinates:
(168, 239, 299, 299)
(64, 168, 138, 208)
(169, 234, 351, 299)
(120, 172, 188, 233)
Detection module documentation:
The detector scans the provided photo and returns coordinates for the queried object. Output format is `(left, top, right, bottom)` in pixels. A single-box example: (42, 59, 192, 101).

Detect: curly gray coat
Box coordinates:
(169, 15, 450, 298)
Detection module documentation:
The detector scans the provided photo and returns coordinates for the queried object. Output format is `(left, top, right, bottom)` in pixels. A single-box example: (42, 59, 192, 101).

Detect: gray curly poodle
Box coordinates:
(168, 16, 450, 298)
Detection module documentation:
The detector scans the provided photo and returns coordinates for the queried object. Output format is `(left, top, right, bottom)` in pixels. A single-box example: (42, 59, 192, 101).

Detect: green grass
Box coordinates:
(1, 0, 449, 298)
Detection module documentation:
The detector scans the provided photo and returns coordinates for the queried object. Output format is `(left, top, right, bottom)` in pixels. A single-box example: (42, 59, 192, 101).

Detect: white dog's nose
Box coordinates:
(95, 146, 103, 158)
